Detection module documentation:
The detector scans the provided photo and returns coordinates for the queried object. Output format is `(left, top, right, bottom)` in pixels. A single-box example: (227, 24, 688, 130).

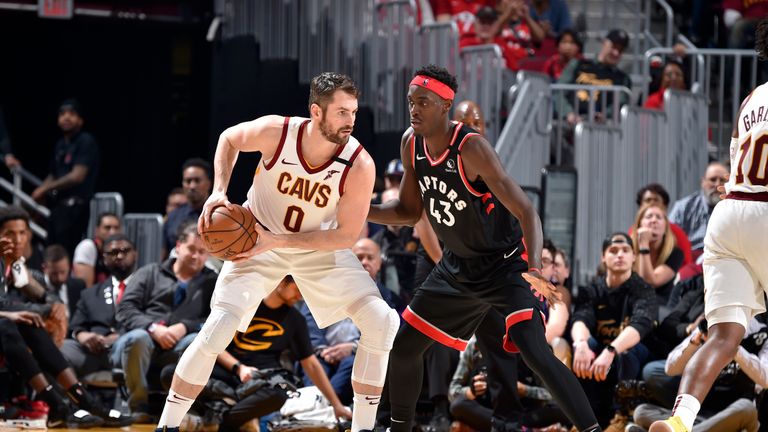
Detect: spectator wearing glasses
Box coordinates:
(61, 234, 138, 378)
(668, 162, 729, 256)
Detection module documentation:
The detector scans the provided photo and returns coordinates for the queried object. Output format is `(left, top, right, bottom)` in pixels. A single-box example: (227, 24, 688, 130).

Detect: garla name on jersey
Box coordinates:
(276, 172, 331, 208)
(741, 104, 768, 132)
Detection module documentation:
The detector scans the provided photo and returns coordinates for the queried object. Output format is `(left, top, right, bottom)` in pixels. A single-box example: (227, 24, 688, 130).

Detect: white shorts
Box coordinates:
(211, 247, 382, 332)
(703, 199, 768, 329)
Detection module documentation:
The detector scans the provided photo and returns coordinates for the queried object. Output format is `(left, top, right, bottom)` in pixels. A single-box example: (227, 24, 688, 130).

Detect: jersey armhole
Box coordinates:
(410, 135, 416, 170)
(456, 133, 484, 197)
(263, 116, 291, 170)
(339, 145, 365, 196)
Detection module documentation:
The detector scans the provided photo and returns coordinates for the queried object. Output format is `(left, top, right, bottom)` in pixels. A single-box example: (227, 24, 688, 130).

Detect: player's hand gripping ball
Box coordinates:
(200, 204, 259, 260)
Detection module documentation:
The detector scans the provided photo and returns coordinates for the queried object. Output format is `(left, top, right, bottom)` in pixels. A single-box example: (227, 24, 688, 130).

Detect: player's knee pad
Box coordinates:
(347, 297, 399, 387)
(175, 305, 244, 386)
(349, 296, 399, 354)
(197, 305, 244, 355)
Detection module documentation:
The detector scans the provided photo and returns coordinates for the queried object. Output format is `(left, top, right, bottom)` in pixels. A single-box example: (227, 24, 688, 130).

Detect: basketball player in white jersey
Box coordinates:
(155, 73, 399, 432)
(650, 19, 768, 432)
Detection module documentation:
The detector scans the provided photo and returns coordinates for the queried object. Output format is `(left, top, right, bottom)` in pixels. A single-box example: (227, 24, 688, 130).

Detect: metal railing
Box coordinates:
(0, 177, 50, 218)
(0, 166, 50, 230)
(643, 47, 760, 159)
(298, 0, 376, 90)
(664, 89, 709, 199)
(459, 44, 505, 143)
(416, 21, 461, 80)
(550, 83, 633, 165)
(496, 71, 551, 188)
(572, 122, 625, 285)
(619, 106, 673, 197)
(123, 213, 164, 268)
(645, 0, 674, 50)
(370, 0, 418, 133)
(215, 0, 299, 60)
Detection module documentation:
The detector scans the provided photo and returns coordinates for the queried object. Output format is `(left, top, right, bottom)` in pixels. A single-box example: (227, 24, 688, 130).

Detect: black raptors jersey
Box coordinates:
(412, 122, 523, 259)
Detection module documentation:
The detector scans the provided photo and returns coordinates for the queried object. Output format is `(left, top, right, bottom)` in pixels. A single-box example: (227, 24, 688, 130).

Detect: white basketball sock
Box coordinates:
(671, 393, 700, 431)
(157, 390, 194, 428)
(352, 392, 380, 431)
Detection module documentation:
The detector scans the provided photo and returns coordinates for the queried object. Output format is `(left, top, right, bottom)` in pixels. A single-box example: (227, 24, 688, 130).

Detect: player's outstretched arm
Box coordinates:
(460, 136, 562, 305)
(368, 128, 424, 226)
(200, 115, 286, 232)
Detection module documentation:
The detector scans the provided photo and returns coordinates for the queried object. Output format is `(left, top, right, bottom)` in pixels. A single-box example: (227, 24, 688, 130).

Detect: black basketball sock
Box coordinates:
(388, 324, 435, 432)
(431, 396, 449, 418)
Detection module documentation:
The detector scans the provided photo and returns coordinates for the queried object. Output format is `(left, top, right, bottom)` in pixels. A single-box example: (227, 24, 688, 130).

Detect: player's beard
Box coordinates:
(320, 113, 352, 146)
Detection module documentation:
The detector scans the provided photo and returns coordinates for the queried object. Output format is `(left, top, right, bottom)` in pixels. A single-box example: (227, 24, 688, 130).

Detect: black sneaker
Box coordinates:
(47, 409, 104, 429)
(67, 382, 133, 427)
(100, 408, 134, 427)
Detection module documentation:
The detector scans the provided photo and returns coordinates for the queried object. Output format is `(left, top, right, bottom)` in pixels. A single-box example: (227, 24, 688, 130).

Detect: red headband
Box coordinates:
(409, 75, 455, 101)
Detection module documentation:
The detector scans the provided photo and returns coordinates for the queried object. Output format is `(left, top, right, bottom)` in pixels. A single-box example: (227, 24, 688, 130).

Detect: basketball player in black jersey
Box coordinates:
(368, 65, 600, 432)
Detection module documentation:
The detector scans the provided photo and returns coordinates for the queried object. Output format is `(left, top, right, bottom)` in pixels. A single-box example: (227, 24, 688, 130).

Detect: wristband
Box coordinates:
(638, 248, 651, 255)
(605, 345, 617, 355)
(528, 267, 542, 274)
(232, 362, 242, 375)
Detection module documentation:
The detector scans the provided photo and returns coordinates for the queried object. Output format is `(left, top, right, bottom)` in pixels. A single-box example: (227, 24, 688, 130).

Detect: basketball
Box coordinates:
(200, 204, 259, 260)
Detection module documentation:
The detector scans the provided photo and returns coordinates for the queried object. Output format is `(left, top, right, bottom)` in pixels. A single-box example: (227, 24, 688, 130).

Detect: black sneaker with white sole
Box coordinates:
(47, 409, 104, 429)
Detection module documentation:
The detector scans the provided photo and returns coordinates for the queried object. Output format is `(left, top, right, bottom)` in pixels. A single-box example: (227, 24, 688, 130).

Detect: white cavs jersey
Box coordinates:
(247, 116, 363, 236)
(728, 82, 768, 195)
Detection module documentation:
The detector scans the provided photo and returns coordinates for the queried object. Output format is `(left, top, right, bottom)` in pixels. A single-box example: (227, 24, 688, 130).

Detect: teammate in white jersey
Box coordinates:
(650, 19, 768, 432)
(155, 73, 399, 432)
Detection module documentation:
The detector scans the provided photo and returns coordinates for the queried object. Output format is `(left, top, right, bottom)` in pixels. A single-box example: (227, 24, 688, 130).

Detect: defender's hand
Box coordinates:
(522, 271, 562, 306)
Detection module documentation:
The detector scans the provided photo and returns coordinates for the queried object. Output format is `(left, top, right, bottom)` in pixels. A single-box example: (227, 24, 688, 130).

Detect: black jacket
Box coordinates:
(115, 259, 216, 333)
(49, 277, 85, 319)
(659, 274, 705, 345)
(69, 279, 119, 338)
(572, 272, 658, 346)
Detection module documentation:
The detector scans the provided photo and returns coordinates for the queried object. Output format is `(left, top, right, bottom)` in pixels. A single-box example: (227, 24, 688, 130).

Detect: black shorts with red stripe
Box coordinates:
(403, 249, 546, 353)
